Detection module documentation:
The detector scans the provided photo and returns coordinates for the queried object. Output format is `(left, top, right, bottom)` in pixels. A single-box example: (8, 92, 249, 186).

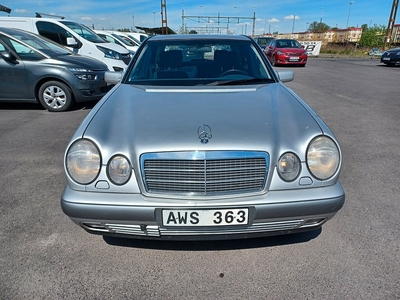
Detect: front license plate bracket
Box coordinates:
(155, 207, 256, 227)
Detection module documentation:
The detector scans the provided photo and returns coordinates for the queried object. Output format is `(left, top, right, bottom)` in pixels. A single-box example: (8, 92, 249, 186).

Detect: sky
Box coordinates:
(0, 0, 397, 35)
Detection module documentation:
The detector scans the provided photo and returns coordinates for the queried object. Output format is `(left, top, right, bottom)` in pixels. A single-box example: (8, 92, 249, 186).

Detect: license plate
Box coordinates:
(162, 208, 249, 226)
(383, 57, 390, 61)
(289, 57, 300, 61)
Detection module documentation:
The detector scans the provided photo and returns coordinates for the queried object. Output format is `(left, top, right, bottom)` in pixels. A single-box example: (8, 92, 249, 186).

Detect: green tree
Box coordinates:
(307, 21, 330, 32)
(359, 24, 387, 48)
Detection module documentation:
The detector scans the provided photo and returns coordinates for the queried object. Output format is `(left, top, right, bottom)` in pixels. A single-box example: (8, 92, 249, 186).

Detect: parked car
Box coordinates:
(0, 27, 108, 111)
(94, 30, 138, 54)
(253, 36, 274, 49)
(114, 32, 140, 48)
(0, 17, 131, 72)
(265, 38, 307, 67)
(127, 32, 149, 43)
(380, 47, 400, 66)
(61, 34, 344, 240)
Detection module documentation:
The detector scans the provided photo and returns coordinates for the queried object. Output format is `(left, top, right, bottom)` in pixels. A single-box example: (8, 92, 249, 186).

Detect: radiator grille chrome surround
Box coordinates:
(140, 151, 269, 196)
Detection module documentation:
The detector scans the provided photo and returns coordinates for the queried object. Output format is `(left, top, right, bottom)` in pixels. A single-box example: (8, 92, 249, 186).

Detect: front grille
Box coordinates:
(141, 151, 269, 196)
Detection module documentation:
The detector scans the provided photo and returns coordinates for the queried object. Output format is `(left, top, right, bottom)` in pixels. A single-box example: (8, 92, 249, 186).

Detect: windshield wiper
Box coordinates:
(207, 77, 275, 86)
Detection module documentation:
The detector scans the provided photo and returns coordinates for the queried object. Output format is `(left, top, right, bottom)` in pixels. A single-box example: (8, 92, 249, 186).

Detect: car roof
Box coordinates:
(0, 27, 31, 35)
(146, 34, 253, 42)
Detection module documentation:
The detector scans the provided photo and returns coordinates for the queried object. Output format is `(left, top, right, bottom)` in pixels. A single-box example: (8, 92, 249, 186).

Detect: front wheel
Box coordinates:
(38, 81, 74, 112)
(271, 55, 277, 66)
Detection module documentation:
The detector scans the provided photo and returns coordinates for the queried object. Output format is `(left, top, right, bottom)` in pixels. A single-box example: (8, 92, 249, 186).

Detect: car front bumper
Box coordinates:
(71, 74, 109, 103)
(61, 182, 345, 240)
(381, 57, 400, 65)
(276, 55, 307, 65)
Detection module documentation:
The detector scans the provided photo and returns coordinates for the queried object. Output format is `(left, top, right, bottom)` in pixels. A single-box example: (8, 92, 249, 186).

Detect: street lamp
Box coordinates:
(320, 7, 323, 23)
(346, 1, 354, 28)
(292, 15, 296, 34)
(153, 12, 156, 27)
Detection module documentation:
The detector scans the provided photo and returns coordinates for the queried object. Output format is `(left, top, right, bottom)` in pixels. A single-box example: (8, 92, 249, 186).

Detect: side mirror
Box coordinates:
(66, 37, 78, 47)
(0, 51, 17, 63)
(105, 71, 123, 85)
(277, 70, 294, 83)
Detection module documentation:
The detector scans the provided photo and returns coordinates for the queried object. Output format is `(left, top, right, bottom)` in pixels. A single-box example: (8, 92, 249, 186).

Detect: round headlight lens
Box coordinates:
(107, 155, 132, 185)
(277, 152, 301, 182)
(307, 136, 340, 180)
(66, 139, 101, 185)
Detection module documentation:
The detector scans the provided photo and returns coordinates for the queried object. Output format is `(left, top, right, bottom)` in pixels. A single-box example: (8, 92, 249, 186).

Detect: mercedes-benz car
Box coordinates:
(61, 34, 344, 240)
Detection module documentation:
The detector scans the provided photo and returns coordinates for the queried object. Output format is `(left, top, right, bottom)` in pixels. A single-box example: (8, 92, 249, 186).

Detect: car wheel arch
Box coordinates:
(36, 79, 75, 112)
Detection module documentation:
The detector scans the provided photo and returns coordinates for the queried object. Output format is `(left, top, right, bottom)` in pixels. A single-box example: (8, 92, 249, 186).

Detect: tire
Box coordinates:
(38, 81, 74, 112)
(271, 56, 277, 66)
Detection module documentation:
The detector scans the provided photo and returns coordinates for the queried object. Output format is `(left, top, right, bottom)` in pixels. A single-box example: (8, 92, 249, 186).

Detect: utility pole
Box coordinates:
(383, 0, 398, 50)
(161, 0, 168, 35)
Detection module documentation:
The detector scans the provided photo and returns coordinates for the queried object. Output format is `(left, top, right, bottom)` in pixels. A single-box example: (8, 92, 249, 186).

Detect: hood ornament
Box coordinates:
(197, 125, 212, 144)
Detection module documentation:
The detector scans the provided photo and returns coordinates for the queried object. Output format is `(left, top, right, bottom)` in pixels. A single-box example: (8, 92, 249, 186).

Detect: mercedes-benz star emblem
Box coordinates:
(197, 125, 212, 144)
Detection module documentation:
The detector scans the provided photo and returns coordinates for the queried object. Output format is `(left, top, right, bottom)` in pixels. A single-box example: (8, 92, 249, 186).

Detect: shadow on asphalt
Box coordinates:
(0, 102, 44, 111)
(103, 228, 322, 251)
(0, 101, 97, 112)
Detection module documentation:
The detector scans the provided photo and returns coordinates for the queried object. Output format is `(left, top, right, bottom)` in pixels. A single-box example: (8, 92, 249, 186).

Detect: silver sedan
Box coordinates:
(61, 34, 345, 240)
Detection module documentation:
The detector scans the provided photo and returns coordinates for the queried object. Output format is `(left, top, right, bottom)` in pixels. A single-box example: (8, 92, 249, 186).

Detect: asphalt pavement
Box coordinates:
(0, 58, 399, 299)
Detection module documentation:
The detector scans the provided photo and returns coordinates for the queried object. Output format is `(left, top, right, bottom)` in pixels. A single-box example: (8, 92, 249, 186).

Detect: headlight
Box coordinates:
(97, 46, 122, 60)
(307, 136, 340, 180)
(68, 68, 96, 80)
(107, 155, 132, 185)
(277, 152, 301, 182)
(66, 139, 101, 184)
(277, 51, 285, 55)
(68, 68, 93, 72)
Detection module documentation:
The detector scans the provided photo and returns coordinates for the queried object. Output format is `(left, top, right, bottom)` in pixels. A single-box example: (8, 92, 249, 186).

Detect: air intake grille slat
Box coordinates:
(141, 151, 269, 196)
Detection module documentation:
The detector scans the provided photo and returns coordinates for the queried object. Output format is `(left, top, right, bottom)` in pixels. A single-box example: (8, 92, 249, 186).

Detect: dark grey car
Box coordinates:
(253, 36, 274, 49)
(0, 27, 108, 111)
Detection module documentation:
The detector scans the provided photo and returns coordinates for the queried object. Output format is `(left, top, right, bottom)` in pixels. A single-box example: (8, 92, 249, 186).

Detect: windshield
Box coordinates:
(110, 33, 134, 47)
(276, 39, 302, 48)
(256, 37, 273, 46)
(125, 38, 273, 86)
(5, 30, 71, 56)
(60, 21, 106, 43)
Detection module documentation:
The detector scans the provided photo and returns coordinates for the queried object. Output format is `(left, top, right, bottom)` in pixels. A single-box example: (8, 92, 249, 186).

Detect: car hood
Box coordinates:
(97, 42, 130, 54)
(46, 54, 108, 70)
(81, 83, 323, 162)
(386, 47, 400, 53)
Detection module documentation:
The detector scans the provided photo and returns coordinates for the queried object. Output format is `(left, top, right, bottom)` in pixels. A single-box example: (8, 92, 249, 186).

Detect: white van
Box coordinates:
(94, 30, 138, 54)
(0, 17, 131, 72)
(129, 32, 149, 43)
(115, 32, 149, 46)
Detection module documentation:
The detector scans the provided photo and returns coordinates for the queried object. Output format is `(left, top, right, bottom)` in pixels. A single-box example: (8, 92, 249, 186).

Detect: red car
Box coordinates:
(265, 39, 307, 67)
